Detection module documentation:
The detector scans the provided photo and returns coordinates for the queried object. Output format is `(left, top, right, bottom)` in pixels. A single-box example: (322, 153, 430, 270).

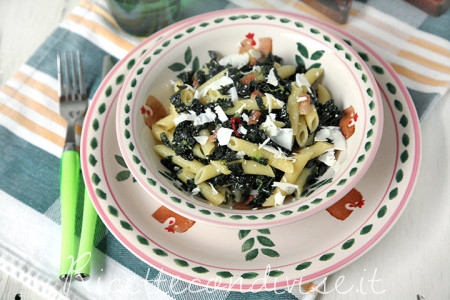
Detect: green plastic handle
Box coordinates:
(75, 188, 97, 281)
(59, 150, 80, 280)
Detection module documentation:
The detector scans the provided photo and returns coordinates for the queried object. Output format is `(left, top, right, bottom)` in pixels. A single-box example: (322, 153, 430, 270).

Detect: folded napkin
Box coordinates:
(0, 0, 448, 299)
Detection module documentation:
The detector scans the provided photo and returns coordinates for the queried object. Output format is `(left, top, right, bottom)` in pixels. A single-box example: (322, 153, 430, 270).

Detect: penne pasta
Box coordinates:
(210, 160, 232, 175)
(227, 136, 258, 152)
(228, 137, 294, 173)
(317, 83, 332, 104)
(151, 124, 172, 142)
(294, 167, 313, 197)
(195, 164, 222, 184)
(193, 144, 206, 159)
(173, 79, 184, 92)
(154, 112, 176, 131)
(153, 145, 205, 173)
(153, 144, 175, 157)
(304, 68, 324, 85)
(225, 94, 284, 114)
(307, 141, 334, 159)
(197, 182, 225, 205)
(241, 160, 275, 177)
(176, 168, 195, 184)
(287, 83, 307, 136)
(176, 169, 225, 205)
(295, 116, 309, 148)
(262, 147, 313, 206)
(180, 88, 195, 105)
(200, 141, 216, 156)
(276, 64, 296, 79)
(305, 104, 319, 132)
(196, 69, 229, 97)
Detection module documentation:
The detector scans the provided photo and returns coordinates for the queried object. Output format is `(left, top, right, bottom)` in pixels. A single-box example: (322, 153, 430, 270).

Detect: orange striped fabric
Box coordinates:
(0, 0, 140, 150)
(248, 0, 450, 90)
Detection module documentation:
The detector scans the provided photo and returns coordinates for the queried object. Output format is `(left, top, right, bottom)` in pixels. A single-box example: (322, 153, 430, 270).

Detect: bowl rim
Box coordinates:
(116, 8, 384, 229)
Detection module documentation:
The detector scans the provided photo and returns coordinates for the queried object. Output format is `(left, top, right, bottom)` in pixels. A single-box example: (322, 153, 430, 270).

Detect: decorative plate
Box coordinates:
(115, 9, 383, 229)
(81, 10, 420, 290)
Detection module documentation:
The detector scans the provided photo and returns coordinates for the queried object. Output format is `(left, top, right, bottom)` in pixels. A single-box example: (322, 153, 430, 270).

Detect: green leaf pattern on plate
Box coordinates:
(239, 229, 280, 261)
(168, 46, 199, 73)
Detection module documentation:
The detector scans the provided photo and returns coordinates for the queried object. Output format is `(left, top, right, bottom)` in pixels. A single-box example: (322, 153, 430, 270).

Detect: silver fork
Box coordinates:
(57, 50, 87, 282)
(58, 51, 87, 150)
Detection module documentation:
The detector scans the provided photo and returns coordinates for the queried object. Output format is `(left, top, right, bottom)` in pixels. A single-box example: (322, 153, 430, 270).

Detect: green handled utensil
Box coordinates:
(57, 51, 87, 281)
(75, 55, 115, 281)
(74, 188, 97, 281)
(59, 150, 81, 281)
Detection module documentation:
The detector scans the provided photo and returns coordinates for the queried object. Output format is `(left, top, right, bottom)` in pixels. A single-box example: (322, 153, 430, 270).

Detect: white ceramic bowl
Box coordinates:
(116, 9, 383, 229)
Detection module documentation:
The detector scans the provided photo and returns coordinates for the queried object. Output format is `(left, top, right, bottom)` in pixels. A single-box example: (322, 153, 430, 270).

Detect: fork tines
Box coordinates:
(57, 50, 87, 102)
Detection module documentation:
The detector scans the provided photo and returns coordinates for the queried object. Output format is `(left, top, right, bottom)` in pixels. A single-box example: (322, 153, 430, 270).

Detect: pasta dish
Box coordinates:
(142, 34, 357, 209)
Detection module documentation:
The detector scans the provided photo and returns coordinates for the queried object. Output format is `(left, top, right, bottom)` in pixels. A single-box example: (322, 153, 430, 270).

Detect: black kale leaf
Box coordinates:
(171, 121, 197, 160)
(209, 145, 240, 161)
(316, 99, 342, 127)
(243, 124, 268, 144)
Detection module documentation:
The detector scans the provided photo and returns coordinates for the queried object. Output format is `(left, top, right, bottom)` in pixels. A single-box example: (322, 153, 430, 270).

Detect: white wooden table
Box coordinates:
(1, 1, 448, 299)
